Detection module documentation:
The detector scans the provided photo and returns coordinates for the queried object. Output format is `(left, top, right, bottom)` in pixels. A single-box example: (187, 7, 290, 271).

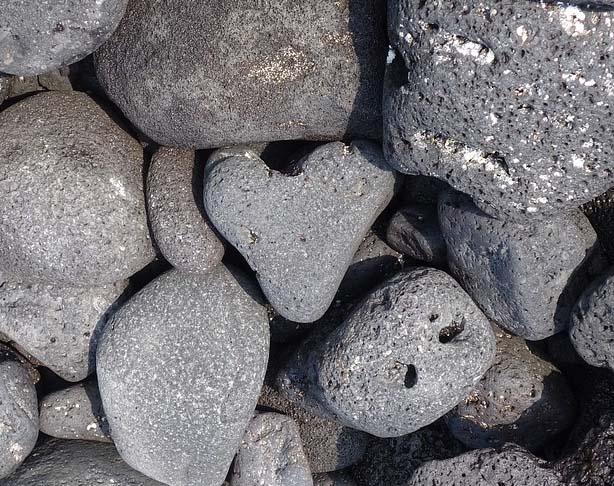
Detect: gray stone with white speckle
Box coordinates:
(407, 444, 563, 486)
(384, 0, 614, 221)
(39, 378, 111, 443)
(447, 327, 576, 452)
(439, 191, 596, 340)
(204, 141, 398, 323)
(0, 0, 128, 76)
(570, 269, 614, 370)
(2, 438, 165, 485)
(231, 412, 313, 486)
(97, 266, 269, 486)
(0, 348, 38, 479)
(0, 91, 155, 286)
(94, 0, 386, 148)
(147, 147, 224, 274)
(0, 274, 127, 382)
(277, 267, 496, 437)
(313, 471, 356, 486)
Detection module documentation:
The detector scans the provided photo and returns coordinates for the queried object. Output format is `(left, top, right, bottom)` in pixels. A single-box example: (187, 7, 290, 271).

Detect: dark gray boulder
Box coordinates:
(384, 0, 614, 221)
(231, 412, 313, 486)
(277, 267, 496, 437)
(147, 147, 224, 274)
(582, 187, 614, 262)
(3, 438, 165, 485)
(0, 273, 128, 382)
(97, 267, 269, 486)
(439, 191, 596, 340)
(0, 91, 155, 286)
(570, 268, 614, 370)
(0, 0, 128, 75)
(95, 0, 386, 147)
(39, 379, 111, 443)
(313, 471, 356, 486)
(204, 141, 397, 323)
(447, 327, 576, 452)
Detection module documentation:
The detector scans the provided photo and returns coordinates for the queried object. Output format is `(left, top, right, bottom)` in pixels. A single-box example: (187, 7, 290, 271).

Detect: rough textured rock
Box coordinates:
(386, 205, 446, 265)
(570, 269, 614, 370)
(406, 444, 563, 486)
(147, 147, 224, 274)
(0, 274, 128, 382)
(5, 68, 74, 100)
(385, 0, 614, 221)
(0, 348, 38, 479)
(351, 422, 465, 486)
(258, 384, 367, 474)
(277, 267, 496, 437)
(95, 0, 386, 147)
(0, 74, 12, 104)
(0, 0, 128, 76)
(401, 175, 450, 206)
(97, 267, 269, 486)
(3, 438, 164, 485)
(205, 141, 397, 322)
(314, 471, 356, 486)
(231, 412, 313, 486)
(447, 327, 576, 452)
(0, 91, 155, 285)
(39, 379, 111, 443)
(439, 191, 596, 340)
(582, 187, 614, 262)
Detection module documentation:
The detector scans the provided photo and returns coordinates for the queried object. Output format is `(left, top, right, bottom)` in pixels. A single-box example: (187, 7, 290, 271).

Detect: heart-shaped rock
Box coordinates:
(204, 141, 398, 322)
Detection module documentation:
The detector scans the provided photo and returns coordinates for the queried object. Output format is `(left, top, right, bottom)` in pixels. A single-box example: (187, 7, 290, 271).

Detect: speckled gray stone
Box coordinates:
(277, 267, 496, 437)
(439, 191, 596, 340)
(258, 384, 367, 474)
(205, 141, 397, 323)
(386, 205, 446, 265)
(385, 0, 614, 221)
(313, 471, 356, 486)
(147, 147, 224, 274)
(0, 273, 127, 382)
(97, 266, 269, 486)
(0, 349, 38, 479)
(94, 0, 386, 148)
(0, 0, 128, 75)
(447, 327, 576, 452)
(407, 444, 563, 486)
(231, 412, 313, 486)
(0, 91, 155, 286)
(39, 379, 111, 443)
(570, 269, 614, 370)
(2, 438, 165, 485)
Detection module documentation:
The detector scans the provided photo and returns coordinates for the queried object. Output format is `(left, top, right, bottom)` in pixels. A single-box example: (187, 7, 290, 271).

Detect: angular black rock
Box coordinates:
(0, 0, 128, 75)
(385, 0, 614, 220)
(439, 191, 596, 340)
(95, 0, 386, 147)
(277, 267, 496, 437)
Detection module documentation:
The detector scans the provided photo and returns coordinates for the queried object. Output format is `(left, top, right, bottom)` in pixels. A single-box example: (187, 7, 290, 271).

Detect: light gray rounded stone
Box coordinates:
(147, 147, 224, 274)
(231, 412, 313, 486)
(447, 327, 576, 452)
(277, 267, 496, 437)
(0, 0, 128, 76)
(313, 471, 356, 486)
(570, 269, 614, 370)
(204, 141, 398, 323)
(439, 191, 596, 340)
(39, 379, 111, 443)
(97, 266, 270, 486)
(2, 438, 165, 485)
(406, 444, 563, 486)
(0, 91, 155, 286)
(0, 273, 128, 382)
(0, 350, 38, 479)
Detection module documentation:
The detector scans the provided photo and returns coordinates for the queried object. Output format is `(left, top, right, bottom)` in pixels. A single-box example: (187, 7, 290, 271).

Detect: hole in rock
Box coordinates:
(404, 364, 418, 389)
(439, 318, 465, 343)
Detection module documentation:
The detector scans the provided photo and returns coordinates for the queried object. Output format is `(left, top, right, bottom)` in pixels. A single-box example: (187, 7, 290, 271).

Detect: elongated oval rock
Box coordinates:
(204, 141, 397, 323)
(97, 267, 269, 486)
(0, 0, 128, 76)
(0, 91, 155, 285)
(147, 147, 224, 274)
(277, 267, 496, 437)
(439, 191, 596, 340)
